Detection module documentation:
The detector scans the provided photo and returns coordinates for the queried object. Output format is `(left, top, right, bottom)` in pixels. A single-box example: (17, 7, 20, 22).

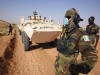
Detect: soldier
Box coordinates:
(86, 16, 99, 48)
(8, 24, 13, 35)
(55, 8, 98, 75)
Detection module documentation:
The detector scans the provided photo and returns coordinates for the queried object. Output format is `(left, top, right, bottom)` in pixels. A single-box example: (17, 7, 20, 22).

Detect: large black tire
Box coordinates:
(21, 31, 30, 51)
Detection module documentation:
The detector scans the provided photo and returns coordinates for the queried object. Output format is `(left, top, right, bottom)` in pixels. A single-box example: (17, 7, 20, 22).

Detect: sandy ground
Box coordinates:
(0, 28, 100, 75)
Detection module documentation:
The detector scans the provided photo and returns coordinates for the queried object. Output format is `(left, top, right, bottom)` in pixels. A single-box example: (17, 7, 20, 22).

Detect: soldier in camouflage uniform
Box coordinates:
(55, 8, 98, 75)
(86, 16, 99, 48)
(8, 24, 13, 35)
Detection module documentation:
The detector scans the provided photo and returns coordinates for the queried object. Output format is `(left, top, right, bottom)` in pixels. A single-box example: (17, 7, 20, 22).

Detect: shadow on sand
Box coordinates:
(28, 42, 56, 51)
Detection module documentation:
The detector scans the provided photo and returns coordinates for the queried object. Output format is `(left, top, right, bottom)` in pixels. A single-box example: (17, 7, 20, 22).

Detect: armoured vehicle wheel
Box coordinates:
(21, 31, 30, 51)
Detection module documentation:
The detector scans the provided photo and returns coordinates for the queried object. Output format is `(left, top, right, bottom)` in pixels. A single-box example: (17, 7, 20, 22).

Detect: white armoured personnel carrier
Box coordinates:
(19, 11, 62, 50)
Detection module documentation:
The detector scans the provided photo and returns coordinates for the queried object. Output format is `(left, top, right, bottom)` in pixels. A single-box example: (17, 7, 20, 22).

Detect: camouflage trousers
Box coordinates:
(55, 53, 78, 75)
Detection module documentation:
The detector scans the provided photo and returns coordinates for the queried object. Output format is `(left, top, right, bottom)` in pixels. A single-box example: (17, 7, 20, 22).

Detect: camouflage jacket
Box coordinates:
(56, 27, 98, 75)
(57, 28, 88, 54)
(86, 24, 99, 35)
(57, 27, 98, 69)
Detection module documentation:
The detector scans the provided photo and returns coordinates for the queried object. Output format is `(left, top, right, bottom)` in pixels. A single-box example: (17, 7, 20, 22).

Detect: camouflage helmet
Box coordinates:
(65, 8, 78, 17)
